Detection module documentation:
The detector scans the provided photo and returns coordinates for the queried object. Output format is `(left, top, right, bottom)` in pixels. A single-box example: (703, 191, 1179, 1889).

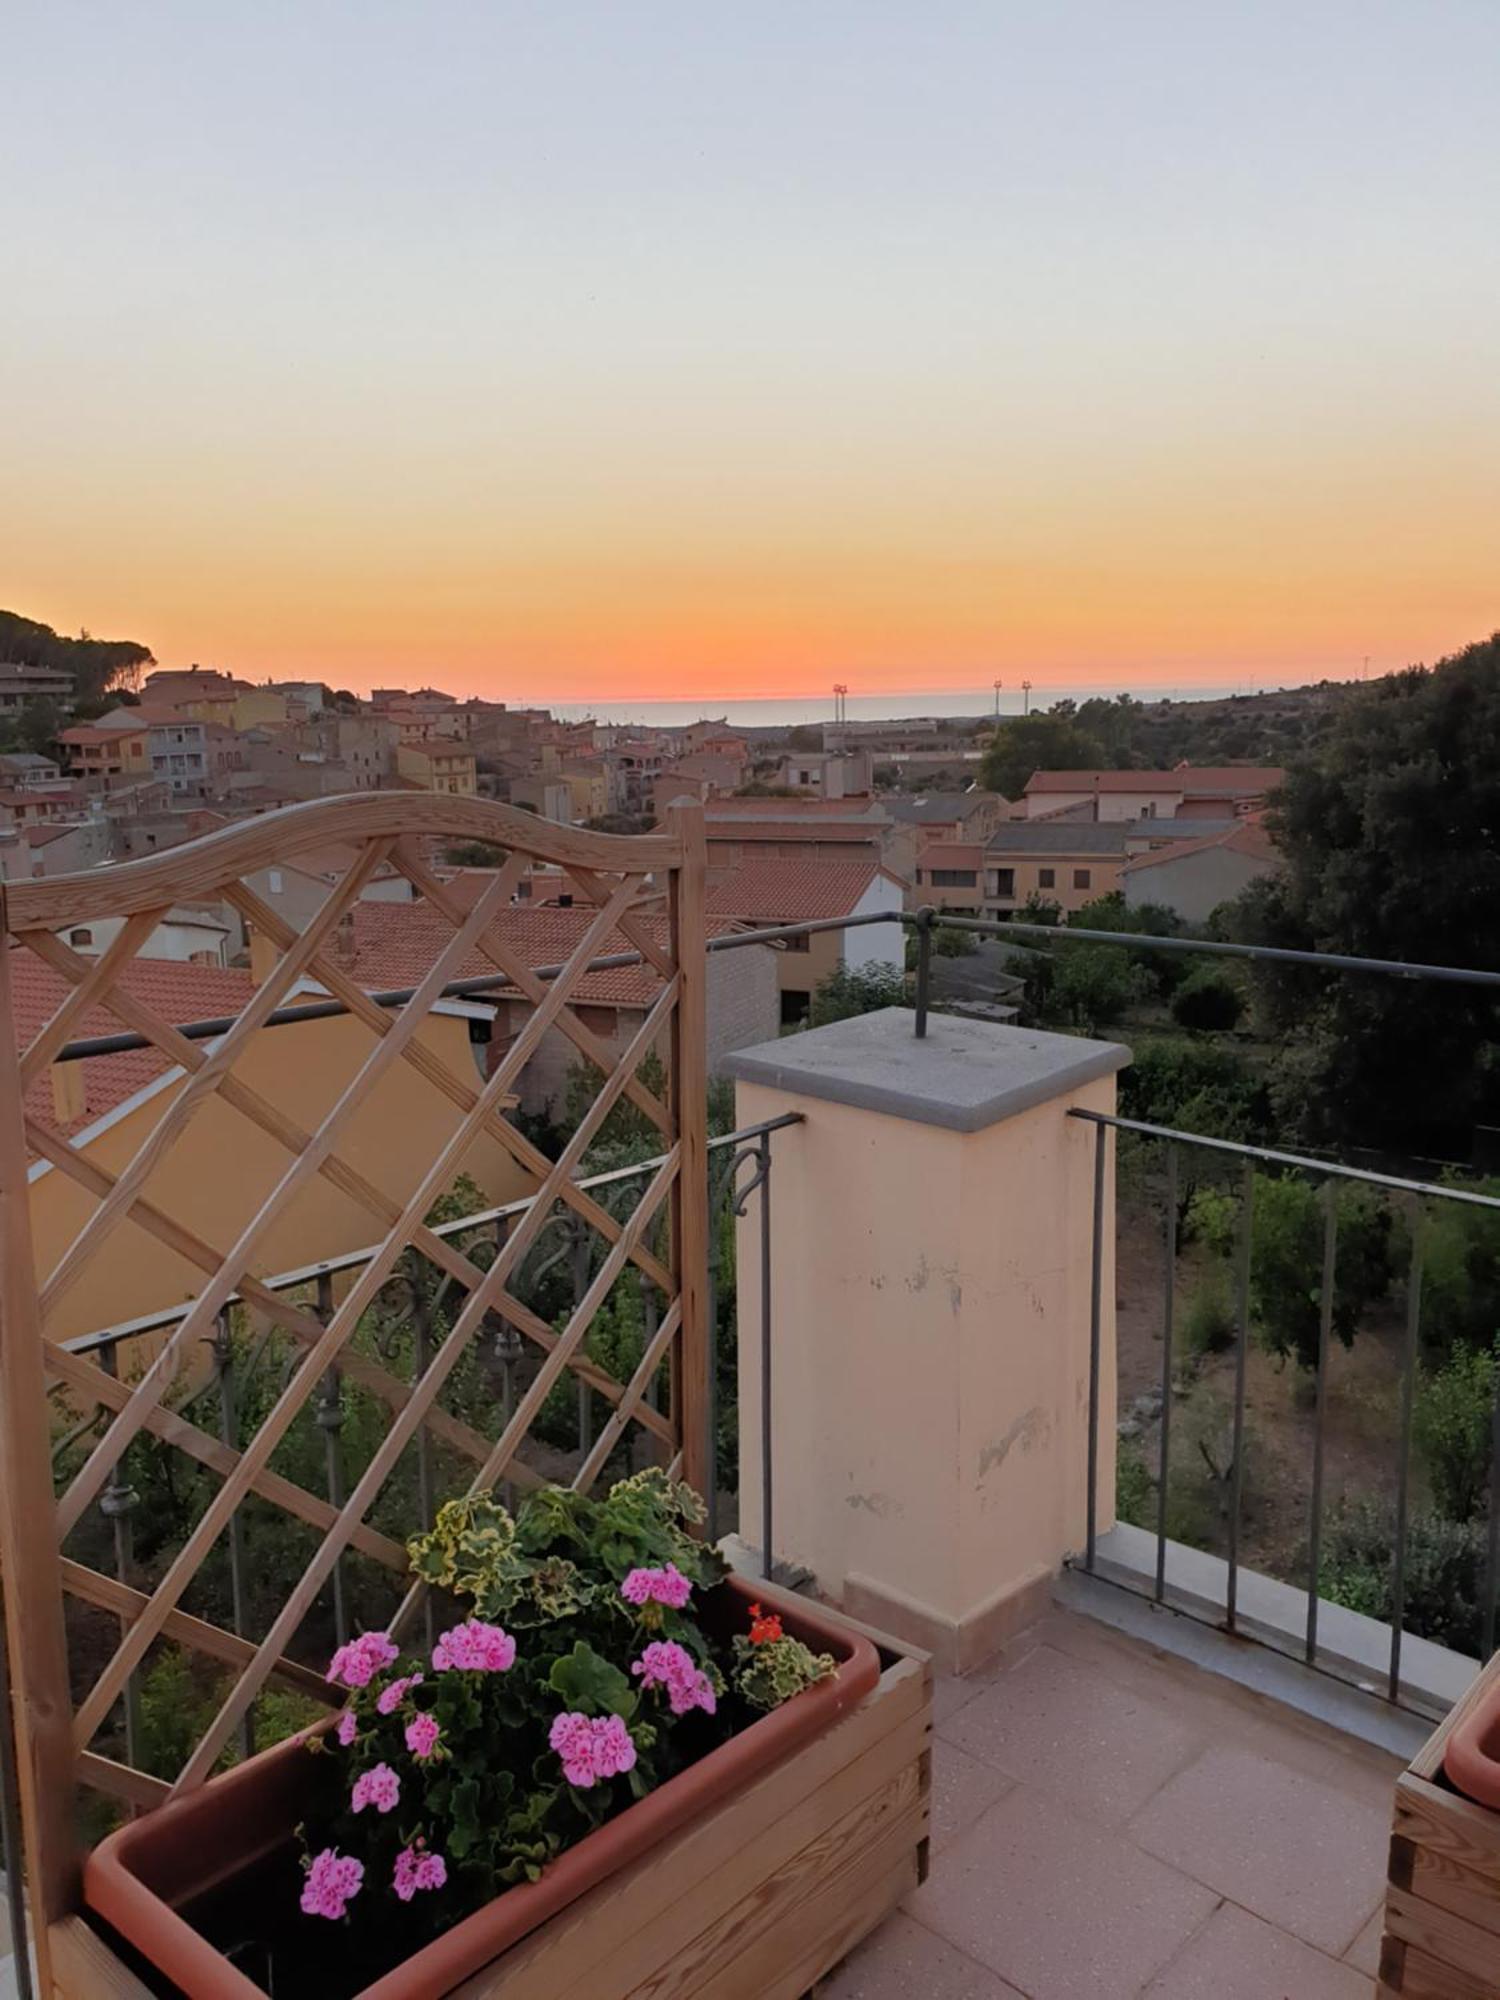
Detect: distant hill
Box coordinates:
(0, 609, 154, 706)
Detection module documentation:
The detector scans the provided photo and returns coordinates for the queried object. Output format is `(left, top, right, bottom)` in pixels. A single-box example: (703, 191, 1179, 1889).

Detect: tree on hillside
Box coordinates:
(978, 711, 1109, 799)
(0, 609, 153, 704)
(1222, 633, 1500, 1156)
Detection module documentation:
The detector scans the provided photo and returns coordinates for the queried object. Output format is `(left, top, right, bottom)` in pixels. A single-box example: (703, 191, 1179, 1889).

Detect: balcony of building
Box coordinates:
(4, 797, 1500, 1996)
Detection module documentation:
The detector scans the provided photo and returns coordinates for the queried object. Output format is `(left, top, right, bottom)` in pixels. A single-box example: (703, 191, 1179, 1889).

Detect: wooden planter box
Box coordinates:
(49, 1608, 932, 2000)
(1380, 1649, 1500, 1998)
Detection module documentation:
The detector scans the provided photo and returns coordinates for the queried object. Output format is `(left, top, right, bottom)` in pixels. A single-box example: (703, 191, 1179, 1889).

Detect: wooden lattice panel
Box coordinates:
(0, 794, 710, 1979)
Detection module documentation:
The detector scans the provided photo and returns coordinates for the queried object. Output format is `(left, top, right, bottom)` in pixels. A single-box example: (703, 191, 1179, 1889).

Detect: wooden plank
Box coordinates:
(4, 793, 680, 931)
(48, 1915, 157, 2000)
(1380, 1935, 1500, 1998)
(654, 1767, 926, 1999)
(665, 799, 711, 1500)
(451, 1654, 930, 2000)
(1395, 1780, 1500, 1894)
(781, 1852, 920, 2000)
(0, 918, 78, 1985)
(1406, 1841, 1500, 1944)
(1387, 1882, 1500, 1990)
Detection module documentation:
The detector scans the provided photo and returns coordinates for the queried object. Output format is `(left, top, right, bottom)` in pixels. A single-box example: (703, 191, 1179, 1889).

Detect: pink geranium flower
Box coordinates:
(376, 1673, 424, 1715)
(393, 1839, 448, 1902)
(301, 1847, 364, 1920)
(549, 1710, 637, 1787)
(620, 1563, 693, 1610)
(431, 1619, 517, 1673)
(350, 1761, 401, 1814)
(335, 1710, 358, 1748)
(326, 1630, 400, 1690)
(632, 1639, 717, 1716)
(405, 1712, 442, 1761)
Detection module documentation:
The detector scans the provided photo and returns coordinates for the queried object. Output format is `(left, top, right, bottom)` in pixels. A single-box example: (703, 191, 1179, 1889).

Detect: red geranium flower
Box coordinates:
(747, 1603, 783, 1646)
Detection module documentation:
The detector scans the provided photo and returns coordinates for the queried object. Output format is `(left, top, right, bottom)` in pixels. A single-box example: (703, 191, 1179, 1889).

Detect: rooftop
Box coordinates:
(987, 822, 1133, 855)
(1121, 817, 1280, 874)
(705, 857, 887, 921)
(1023, 767, 1284, 796)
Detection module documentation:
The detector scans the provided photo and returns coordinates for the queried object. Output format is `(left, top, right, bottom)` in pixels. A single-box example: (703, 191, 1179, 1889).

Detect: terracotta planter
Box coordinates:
(84, 1577, 880, 1999)
(1444, 1670, 1500, 1809)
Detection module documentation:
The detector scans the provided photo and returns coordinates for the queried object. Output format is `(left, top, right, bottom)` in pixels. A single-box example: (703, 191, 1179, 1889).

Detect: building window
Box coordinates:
(783, 933, 810, 953)
(574, 1003, 618, 1037)
(930, 869, 976, 888)
(1038, 868, 1055, 888)
(990, 868, 1015, 899)
(68, 928, 93, 947)
(1073, 869, 1091, 889)
(780, 988, 810, 1027)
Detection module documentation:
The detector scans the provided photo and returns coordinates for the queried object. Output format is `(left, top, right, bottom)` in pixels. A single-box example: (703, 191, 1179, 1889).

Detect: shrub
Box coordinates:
(1116, 1443, 1154, 1526)
(1043, 944, 1144, 1033)
(1119, 1037, 1267, 1145)
(1320, 1500, 1486, 1657)
(1181, 1274, 1236, 1355)
(1419, 1177, 1500, 1362)
(1170, 967, 1245, 1033)
(1414, 1340, 1498, 1522)
(809, 961, 907, 1025)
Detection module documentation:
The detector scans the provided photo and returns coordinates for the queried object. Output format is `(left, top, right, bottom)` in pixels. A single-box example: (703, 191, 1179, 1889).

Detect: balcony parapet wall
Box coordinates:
(727, 1006, 1128, 1673)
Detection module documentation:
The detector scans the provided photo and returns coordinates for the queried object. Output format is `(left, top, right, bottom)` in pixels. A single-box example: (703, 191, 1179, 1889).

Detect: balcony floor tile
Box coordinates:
(1142, 1902, 1375, 1998)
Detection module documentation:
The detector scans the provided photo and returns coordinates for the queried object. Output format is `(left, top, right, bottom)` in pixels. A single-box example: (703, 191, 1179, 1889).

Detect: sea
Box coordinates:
(536, 677, 1347, 731)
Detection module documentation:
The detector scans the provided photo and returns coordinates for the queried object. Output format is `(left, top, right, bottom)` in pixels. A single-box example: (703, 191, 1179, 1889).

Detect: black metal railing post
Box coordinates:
(212, 1310, 255, 1762)
(1085, 1120, 1107, 1573)
(1155, 1143, 1177, 1603)
(314, 1273, 348, 1650)
(1389, 1205, 1425, 1701)
(913, 904, 935, 1039)
(1304, 1184, 1339, 1666)
(1225, 1160, 1255, 1633)
(97, 1340, 142, 1769)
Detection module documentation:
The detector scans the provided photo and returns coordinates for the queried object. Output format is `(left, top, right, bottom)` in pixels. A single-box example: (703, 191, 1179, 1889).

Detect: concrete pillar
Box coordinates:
(726, 1007, 1128, 1673)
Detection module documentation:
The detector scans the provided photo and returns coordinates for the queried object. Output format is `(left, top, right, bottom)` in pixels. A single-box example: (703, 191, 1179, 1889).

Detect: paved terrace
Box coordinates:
(824, 1604, 1395, 2000)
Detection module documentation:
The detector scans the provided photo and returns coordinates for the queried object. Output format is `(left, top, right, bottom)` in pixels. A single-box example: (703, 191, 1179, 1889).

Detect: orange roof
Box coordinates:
(916, 842, 983, 871)
(345, 901, 739, 1008)
(59, 724, 147, 744)
(705, 859, 884, 922)
(1121, 818, 1279, 874)
(705, 798, 886, 817)
(8, 951, 254, 1147)
(705, 819, 882, 847)
(1024, 767, 1282, 796)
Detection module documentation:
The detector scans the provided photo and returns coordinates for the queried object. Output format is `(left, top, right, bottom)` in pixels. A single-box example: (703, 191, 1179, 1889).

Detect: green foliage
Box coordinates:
(1187, 1174, 1397, 1371)
(730, 1631, 836, 1711)
(1171, 966, 1245, 1032)
(1320, 1501, 1486, 1656)
(1017, 891, 1062, 926)
(1071, 892, 1187, 997)
(301, 1475, 808, 1931)
(0, 607, 153, 707)
(1222, 633, 1500, 1154)
(442, 840, 507, 867)
(1415, 1340, 1498, 1522)
(1120, 1037, 1268, 1146)
(1041, 943, 1144, 1033)
(1419, 1179, 1500, 1360)
(1181, 1274, 1237, 1356)
(808, 961, 908, 1026)
(978, 711, 1108, 800)
(1115, 1442, 1154, 1526)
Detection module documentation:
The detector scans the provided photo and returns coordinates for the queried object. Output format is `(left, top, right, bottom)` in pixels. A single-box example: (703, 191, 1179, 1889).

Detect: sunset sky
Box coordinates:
(5, 1, 1497, 706)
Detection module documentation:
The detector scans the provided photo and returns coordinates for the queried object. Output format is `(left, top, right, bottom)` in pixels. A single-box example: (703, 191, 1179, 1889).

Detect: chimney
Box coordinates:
(248, 923, 278, 986)
(50, 1060, 86, 1128)
(335, 907, 358, 967)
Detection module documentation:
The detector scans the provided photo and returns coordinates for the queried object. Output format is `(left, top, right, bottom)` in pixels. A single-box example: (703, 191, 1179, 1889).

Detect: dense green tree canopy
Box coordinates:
(1226, 633, 1500, 1157)
(0, 608, 153, 704)
(977, 712, 1108, 799)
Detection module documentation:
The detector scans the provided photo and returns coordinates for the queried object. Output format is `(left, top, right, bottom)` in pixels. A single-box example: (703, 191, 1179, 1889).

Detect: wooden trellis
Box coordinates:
(0, 794, 711, 1989)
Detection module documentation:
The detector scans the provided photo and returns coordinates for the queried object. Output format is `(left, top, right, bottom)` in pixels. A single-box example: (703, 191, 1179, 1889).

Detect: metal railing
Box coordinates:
(1074, 1107, 1500, 1714)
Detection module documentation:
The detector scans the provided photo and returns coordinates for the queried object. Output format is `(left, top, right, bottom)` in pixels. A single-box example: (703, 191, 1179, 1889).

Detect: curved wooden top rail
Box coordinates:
(1, 793, 685, 931)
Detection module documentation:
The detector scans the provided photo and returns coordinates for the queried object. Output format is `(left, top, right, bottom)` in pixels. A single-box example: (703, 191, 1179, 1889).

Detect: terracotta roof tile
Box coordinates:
(8, 950, 254, 1147)
(705, 859, 883, 921)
